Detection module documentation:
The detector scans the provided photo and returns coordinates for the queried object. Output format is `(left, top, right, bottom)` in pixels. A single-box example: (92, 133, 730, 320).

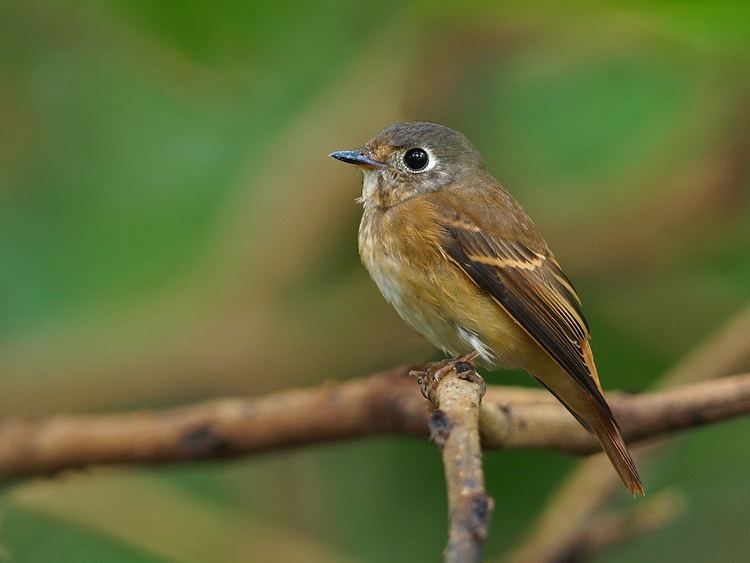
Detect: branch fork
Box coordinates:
(413, 358, 494, 563)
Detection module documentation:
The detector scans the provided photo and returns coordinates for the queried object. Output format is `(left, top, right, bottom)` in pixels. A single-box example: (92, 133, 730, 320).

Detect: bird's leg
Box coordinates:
(410, 351, 485, 405)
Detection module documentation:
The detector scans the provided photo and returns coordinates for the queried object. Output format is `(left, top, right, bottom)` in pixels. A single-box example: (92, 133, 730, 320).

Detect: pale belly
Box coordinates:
(360, 240, 528, 368)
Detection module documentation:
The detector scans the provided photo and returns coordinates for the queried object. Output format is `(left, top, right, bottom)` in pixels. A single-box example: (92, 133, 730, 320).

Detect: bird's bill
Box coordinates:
(329, 149, 385, 168)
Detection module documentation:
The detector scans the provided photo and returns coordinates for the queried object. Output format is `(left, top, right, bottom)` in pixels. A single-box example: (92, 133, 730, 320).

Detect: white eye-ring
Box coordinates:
(402, 147, 437, 173)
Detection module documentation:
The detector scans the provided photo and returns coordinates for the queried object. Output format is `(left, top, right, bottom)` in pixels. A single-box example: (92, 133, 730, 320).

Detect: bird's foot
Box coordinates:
(410, 351, 485, 405)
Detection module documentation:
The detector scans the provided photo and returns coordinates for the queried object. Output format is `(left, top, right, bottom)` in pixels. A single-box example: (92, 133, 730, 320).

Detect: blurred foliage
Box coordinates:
(1, 0, 750, 561)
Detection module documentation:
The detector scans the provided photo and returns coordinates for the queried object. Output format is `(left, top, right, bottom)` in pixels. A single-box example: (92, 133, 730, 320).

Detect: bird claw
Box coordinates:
(410, 351, 484, 404)
(456, 364, 486, 398)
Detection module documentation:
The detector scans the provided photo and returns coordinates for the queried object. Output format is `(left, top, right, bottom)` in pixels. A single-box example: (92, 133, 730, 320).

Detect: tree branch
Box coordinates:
(1, 367, 750, 478)
(568, 489, 685, 562)
(485, 373, 750, 454)
(504, 490, 686, 563)
(424, 363, 494, 563)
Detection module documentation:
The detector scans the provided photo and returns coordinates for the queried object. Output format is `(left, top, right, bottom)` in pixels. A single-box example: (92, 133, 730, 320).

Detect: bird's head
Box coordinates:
(330, 121, 485, 209)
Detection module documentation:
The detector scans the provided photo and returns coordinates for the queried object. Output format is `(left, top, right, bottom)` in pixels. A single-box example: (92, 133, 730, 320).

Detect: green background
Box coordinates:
(1, 1, 749, 561)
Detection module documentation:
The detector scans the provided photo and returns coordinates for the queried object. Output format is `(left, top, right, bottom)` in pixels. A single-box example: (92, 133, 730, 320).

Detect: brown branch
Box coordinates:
(424, 363, 494, 563)
(505, 305, 750, 563)
(485, 373, 750, 454)
(1, 366, 750, 478)
(568, 489, 686, 562)
(0, 366, 420, 476)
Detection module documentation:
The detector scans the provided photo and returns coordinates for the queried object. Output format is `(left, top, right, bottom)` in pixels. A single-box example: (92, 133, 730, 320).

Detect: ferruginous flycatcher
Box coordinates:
(331, 122, 643, 495)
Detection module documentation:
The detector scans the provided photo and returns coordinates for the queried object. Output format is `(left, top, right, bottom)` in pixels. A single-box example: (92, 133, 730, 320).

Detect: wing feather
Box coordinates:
(440, 215, 609, 412)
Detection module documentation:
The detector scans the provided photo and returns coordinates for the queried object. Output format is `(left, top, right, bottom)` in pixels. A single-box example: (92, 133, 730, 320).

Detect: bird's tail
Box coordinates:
(585, 394, 645, 495)
(532, 356, 644, 496)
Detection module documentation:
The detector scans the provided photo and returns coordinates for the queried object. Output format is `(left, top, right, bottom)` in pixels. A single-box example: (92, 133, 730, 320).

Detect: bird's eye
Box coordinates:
(403, 148, 429, 171)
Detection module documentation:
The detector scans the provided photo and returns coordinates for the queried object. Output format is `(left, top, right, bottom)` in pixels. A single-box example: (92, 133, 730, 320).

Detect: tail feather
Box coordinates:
(586, 394, 645, 496)
(532, 354, 645, 495)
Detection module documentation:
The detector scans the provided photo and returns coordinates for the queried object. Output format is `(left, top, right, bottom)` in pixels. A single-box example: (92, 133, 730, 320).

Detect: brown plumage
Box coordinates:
(331, 122, 644, 495)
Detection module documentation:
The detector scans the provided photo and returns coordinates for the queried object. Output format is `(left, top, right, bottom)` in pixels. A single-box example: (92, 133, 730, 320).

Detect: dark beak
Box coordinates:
(329, 149, 384, 168)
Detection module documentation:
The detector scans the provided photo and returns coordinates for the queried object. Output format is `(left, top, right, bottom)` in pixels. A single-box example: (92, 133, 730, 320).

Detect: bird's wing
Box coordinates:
(438, 205, 607, 408)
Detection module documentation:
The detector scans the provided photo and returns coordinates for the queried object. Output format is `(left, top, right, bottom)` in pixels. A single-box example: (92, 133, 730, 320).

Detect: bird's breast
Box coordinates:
(358, 207, 421, 313)
(357, 200, 531, 367)
(358, 205, 453, 348)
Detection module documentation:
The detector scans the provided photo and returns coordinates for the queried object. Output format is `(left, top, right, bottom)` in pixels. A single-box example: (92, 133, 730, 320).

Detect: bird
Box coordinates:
(329, 121, 644, 495)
